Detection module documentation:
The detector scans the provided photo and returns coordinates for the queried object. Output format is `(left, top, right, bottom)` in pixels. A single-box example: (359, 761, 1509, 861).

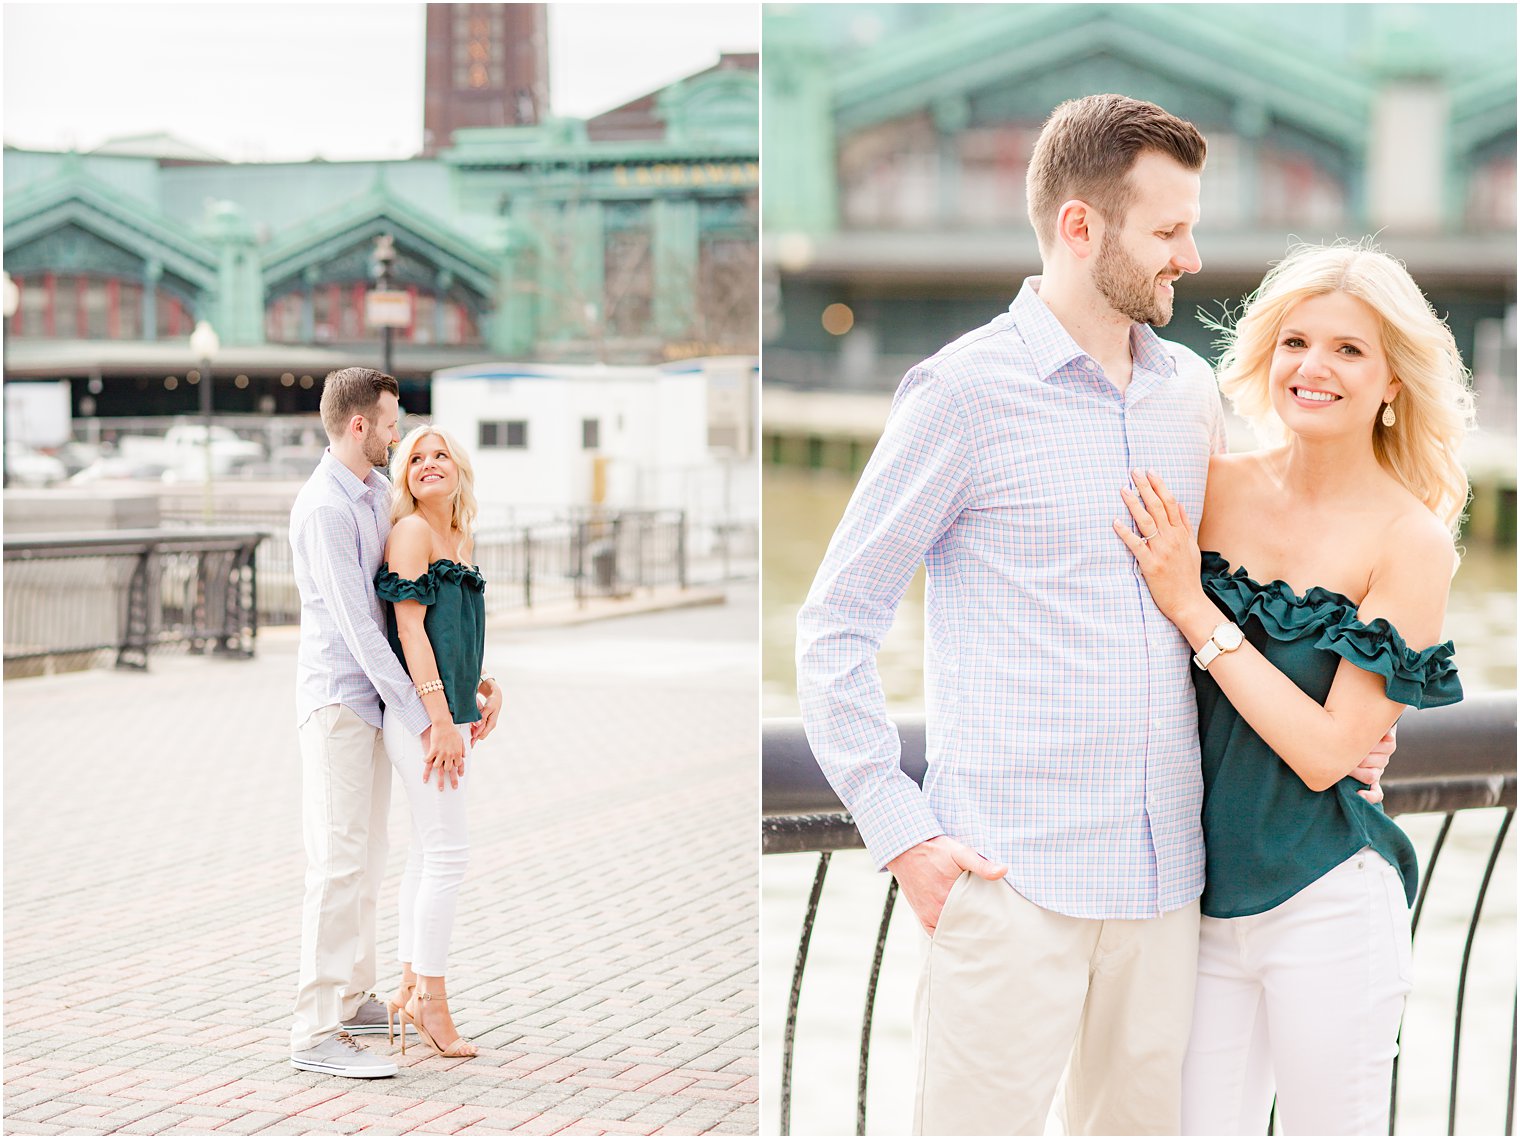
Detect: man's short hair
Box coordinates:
(319, 367, 399, 440)
(1025, 94, 1207, 254)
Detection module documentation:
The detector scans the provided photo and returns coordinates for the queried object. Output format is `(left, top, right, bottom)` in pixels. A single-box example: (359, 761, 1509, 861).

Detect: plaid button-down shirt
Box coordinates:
(797, 279, 1226, 919)
(291, 449, 429, 736)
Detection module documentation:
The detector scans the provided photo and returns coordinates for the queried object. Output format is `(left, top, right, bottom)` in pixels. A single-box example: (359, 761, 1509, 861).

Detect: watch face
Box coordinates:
(1215, 622, 1244, 651)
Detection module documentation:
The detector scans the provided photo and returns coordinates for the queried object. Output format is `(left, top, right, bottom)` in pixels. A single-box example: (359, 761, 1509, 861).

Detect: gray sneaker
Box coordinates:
(340, 995, 391, 1036)
(290, 1031, 398, 1078)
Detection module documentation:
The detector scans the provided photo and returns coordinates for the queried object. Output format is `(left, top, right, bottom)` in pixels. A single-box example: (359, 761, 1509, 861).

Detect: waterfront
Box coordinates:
(764, 465, 1518, 715)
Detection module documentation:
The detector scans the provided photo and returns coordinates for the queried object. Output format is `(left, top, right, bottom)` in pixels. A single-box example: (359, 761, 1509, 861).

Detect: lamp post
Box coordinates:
(190, 319, 220, 523)
(3, 272, 19, 488)
(370, 233, 397, 377)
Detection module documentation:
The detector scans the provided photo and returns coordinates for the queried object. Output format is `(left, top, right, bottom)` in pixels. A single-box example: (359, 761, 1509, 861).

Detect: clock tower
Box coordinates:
(423, 4, 550, 156)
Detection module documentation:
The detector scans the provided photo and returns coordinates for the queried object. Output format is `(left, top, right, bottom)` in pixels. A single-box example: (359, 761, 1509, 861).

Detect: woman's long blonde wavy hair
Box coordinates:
(1214, 242, 1476, 538)
(389, 423, 479, 538)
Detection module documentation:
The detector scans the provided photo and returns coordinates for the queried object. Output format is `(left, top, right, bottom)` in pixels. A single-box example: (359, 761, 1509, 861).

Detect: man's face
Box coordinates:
(1091, 151, 1202, 327)
(361, 392, 401, 468)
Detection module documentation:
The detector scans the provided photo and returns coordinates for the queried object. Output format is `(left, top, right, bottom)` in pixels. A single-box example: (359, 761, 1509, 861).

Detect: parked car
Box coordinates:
(119, 425, 265, 480)
(4, 445, 67, 487)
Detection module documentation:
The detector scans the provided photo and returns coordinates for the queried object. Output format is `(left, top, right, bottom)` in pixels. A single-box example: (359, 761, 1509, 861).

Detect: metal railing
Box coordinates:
(763, 692, 1518, 1137)
(157, 505, 694, 625)
(4, 529, 263, 672)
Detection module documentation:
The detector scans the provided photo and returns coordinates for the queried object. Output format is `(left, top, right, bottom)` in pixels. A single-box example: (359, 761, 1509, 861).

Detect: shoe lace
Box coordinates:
(333, 1031, 365, 1054)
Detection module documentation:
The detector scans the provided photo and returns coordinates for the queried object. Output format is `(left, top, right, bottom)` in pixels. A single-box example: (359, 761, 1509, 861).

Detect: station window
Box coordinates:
(480, 420, 528, 449)
(582, 418, 600, 450)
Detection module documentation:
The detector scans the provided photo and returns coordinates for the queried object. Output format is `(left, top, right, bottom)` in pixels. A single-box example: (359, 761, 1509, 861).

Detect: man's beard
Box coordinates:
(1094, 234, 1173, 326)
(362, 425, 390, 469)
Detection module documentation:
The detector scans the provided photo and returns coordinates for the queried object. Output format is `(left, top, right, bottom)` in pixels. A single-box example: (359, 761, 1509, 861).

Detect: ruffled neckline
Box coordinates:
(375, 557, 485, 599)
(1199, 550, 1459, 709)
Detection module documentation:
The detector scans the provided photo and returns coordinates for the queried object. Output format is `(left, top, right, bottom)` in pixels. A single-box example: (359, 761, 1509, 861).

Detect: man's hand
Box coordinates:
(420, 722, 466, 791)
(472, 682, 503, 745)
(886, 836, 1008, 937)
(1352, 726, 1397, 804)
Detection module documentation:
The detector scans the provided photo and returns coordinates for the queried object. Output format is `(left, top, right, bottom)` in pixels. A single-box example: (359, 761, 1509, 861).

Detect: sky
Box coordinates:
(2, 3, 758, 162)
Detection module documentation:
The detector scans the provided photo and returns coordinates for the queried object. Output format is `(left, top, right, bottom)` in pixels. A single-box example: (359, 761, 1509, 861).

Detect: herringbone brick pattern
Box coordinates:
(4, 589, 759, 1135)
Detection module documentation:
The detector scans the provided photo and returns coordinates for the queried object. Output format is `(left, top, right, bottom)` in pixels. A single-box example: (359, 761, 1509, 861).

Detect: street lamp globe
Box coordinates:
(190, 320, 220, 362)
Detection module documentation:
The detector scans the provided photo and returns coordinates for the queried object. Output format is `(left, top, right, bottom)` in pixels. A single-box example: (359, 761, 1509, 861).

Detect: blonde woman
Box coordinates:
(1113, 244, 1471, 1134)
(376, 424, 501, 1059)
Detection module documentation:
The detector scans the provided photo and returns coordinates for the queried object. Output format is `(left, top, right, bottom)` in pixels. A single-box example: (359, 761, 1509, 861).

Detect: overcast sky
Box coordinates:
(2, 3, 757, 162)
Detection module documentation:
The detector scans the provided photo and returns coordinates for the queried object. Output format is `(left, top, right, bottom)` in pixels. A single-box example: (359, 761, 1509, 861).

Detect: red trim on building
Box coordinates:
(44, 273, 56, 337)
(352, 282, 367, 340)
(107, 278, 121, 339)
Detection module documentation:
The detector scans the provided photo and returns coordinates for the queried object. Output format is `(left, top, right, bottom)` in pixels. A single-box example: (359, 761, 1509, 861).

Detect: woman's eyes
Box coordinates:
(1279, 337, 1363, 356)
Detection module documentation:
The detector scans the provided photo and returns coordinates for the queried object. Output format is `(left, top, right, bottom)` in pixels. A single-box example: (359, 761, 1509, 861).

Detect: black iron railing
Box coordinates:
(763, 692, 1518, 1137)
(159, 506, 692, 624)
(4, 529, 262, 671)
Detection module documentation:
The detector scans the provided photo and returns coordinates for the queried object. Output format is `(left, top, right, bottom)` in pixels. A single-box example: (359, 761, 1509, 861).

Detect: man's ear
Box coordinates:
(1056, 198, 1099, 261)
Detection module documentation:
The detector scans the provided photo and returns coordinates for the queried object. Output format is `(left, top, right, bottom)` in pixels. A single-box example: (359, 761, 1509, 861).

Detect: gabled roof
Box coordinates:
(259, 177, 497, 296)
(88, 132, 229, 164)
(2, 159, 219, 288)
(831, 4, 1370, 152)
(1450, 67, 1519, 156)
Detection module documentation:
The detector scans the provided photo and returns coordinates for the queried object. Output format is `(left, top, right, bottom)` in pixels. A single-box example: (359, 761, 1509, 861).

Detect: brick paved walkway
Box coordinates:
(4, 587, 759, 1135)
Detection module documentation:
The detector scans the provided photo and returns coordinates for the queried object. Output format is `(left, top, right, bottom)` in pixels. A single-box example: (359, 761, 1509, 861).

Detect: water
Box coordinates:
(764, 465, 1517, 714)
(761, 465, 1516, 1135)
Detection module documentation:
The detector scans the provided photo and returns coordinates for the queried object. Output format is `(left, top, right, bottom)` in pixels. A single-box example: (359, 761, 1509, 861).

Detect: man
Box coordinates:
(288, 368, 445, 1077)
(796, 94, 1385, 1134)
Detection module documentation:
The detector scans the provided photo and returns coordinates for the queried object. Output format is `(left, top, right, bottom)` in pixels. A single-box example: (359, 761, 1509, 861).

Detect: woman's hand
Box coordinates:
(472, 683, 503, 745)
(1113, 469, 1206, 624)
(421, 722, 466, 790)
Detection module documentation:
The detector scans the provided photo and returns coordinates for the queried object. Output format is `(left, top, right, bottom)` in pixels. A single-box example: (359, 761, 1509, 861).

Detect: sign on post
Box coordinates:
(366, 290, 412, 329)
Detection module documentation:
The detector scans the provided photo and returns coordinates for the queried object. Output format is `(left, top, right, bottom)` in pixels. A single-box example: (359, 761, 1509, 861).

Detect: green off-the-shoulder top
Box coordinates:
(1195, 551, 1462, 919)
(375, 558, 487, 726)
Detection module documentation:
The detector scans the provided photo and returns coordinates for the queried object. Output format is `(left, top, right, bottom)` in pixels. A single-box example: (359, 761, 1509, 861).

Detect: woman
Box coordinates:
(1113, 244, 1471, 1135)
(376, 423, 501, 1059)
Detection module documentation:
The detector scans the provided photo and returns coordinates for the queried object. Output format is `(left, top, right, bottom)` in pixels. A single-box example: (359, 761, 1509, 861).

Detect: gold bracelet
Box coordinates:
(415, 679, 446, 697)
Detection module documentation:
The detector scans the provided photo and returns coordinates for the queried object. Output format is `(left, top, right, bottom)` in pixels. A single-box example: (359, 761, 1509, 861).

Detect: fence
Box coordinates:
(3, 529, 262, 673)
(156, 504, 701, 626)
(763, 691, 1518, 1136)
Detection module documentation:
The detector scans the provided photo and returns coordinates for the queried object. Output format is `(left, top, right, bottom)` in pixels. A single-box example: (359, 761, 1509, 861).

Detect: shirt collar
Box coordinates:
(1010, 277, 1178, 383)
(320, 448, 388, 502)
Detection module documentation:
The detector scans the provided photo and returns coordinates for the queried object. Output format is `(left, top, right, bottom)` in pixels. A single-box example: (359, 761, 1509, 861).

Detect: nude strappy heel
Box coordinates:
(386, 980, 415, 1045)
(399, 991, 477, 1058)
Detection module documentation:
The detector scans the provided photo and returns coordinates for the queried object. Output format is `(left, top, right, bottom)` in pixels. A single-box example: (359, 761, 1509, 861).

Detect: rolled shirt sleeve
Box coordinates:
(796, 367, 975, 868)
(298, 505, 431, 737)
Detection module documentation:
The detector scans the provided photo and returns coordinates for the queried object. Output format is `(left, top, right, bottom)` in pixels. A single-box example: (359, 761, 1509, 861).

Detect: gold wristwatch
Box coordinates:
(1193, 621, 1244, 670)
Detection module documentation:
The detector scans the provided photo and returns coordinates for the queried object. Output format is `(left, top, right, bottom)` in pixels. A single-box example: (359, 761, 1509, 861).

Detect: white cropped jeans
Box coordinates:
(382, 712, 471, 978)
(1181, 848, 1414, 1136)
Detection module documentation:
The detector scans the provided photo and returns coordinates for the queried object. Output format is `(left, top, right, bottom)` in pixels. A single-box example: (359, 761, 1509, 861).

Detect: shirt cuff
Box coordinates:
(394, 691, 432, 736)
(845, 773, 946, 871)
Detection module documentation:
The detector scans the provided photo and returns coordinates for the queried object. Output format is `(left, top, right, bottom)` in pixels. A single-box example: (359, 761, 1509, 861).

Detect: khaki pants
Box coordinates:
(914, 872, 1200, 1135)
(290, 704, 392, 1053)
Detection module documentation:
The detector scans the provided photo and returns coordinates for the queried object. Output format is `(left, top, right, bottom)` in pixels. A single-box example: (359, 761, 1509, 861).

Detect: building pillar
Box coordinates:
(653, 197, 699, 340)
(301, 267, 318, 343)
(488, 214, 536, 356)
(1366, 14, 1449, 233)
(762, 8, 838, 234)
(142, 258, 162, 341)
(573, 198, 605, 339)
(201, 201, 264, 344)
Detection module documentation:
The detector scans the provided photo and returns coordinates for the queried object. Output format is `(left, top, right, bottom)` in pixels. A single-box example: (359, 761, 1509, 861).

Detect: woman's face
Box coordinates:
(405, 433, 458, 505)
(1268, 291, 1401, 441)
